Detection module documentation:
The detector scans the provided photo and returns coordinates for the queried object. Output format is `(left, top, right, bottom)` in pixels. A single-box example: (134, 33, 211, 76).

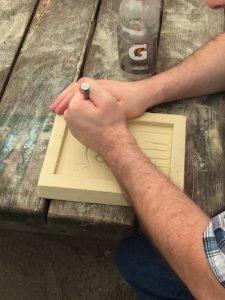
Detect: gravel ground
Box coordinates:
(0, 229, 138, 300)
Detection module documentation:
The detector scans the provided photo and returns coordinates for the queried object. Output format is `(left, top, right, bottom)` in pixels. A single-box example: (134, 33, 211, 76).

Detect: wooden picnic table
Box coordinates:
(0, 0, 224, 238)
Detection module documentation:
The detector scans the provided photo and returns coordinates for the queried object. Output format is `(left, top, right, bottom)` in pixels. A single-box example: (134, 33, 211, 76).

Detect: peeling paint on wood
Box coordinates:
(48, 0, 136, 233)
(0, 0, 100, 222)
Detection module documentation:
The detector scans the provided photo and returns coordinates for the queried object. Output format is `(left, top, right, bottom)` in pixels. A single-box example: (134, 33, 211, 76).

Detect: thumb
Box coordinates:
(64, 87, 95, 118)
(78, 77, 117, 108)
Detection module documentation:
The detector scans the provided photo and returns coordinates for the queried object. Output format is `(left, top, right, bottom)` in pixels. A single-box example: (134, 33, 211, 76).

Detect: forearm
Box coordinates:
(139, 32, 225, 107)
(101, 127, 225, 299)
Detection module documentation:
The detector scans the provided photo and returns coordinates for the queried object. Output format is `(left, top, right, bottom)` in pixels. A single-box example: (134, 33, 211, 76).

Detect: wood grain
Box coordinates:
(153, 0, 225, 216)
(47, 0, 136, 235)
(0, 0, 39, 97)
(0, 0, 100, 222)
(83, 0, 124, 80)
(157, 0, 225, 71)
(48, 200, 134, 239)
(48, 0, 225, 233)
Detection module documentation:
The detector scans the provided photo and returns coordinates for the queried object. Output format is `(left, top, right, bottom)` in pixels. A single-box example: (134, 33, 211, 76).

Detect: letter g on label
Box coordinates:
(129, 44, 147, 61)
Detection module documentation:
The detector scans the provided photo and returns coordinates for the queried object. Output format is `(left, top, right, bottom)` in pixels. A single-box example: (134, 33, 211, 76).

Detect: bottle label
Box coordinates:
(128, 44, 147, 61)
(118, 36, 158, 75)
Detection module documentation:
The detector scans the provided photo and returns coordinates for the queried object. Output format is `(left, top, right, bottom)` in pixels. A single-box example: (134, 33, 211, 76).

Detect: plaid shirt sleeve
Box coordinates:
(203, 211, 225, 288)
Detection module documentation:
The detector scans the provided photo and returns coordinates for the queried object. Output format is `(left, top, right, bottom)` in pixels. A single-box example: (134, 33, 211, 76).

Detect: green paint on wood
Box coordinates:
(0, 130, 18, 173)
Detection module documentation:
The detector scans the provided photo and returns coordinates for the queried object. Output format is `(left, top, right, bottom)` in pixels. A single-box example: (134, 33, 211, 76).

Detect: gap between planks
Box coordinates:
(0, 0, 41, 102)
(74, 0, 103, 81)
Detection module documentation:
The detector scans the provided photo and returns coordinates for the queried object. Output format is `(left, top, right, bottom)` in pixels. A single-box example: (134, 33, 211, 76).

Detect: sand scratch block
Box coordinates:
(38, 113, 186, 206)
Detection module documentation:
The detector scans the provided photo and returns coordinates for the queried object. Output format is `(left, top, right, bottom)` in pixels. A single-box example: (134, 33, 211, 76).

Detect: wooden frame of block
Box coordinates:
(38, 113, 186, 206)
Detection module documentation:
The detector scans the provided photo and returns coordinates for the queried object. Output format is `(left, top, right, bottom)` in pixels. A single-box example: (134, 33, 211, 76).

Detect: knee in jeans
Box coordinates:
(116, 235, 151, 279)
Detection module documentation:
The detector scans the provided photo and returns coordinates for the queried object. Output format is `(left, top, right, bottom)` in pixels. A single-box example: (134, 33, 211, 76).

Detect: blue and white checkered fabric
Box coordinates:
(203, 212, 225, 287)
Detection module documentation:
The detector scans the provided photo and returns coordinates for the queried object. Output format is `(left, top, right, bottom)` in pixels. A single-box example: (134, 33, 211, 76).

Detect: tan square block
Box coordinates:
(38, 113, 186, 206)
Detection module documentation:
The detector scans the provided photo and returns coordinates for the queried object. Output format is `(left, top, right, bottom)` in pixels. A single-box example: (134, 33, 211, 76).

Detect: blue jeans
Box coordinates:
(116, 234, 195, 300)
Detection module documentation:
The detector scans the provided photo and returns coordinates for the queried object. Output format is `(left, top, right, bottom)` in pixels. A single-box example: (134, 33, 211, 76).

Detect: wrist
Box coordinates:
(137, 74, 168, 108)
(99, 124, 136, 159)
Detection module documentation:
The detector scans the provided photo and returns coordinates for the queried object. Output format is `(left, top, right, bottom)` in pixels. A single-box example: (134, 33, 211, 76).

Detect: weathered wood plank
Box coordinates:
(83, 0, 124, 80)
(0, 0, 39, 98)
(0, 0, 100, 223)
(48, 200, 134, 239)
(153, 0, 225, 216)
(157, 0, 224, 70)
(47, 0, 135, 235)
(48, 0, 224, 233)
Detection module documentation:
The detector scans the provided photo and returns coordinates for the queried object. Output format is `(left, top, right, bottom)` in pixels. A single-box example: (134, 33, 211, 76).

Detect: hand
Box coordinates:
(98, 79, 151, 118)
(63, 77, 129, 154)
(50, 78, 152, 119)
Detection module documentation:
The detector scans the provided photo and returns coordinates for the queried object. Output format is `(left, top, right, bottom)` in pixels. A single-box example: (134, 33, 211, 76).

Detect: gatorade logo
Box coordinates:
(129, 44, 147, 61)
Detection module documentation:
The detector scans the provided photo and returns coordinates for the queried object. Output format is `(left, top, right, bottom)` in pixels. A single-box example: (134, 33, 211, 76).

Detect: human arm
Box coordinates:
(100, 130, 225, 300)
(51, 33, 225, 118)
(145, 32, 225, 105)
(64, 78, 225, 299)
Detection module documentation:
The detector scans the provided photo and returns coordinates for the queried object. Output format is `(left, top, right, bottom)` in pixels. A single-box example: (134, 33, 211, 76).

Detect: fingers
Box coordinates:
(63, 87, 94, 121)
(54, 89, 76, 114)
(78, 77, 116, 108)
(50, 77, 117, 115)
(50, 82, 78, 113)
(68, 88, 87, 111)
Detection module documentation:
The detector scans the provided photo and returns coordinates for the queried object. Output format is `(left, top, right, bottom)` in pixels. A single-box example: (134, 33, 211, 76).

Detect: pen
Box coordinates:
(80, 82, 90, 100)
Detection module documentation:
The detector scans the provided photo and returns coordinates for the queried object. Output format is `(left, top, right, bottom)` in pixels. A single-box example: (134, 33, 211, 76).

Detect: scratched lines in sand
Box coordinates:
(55, 124, 173, 179)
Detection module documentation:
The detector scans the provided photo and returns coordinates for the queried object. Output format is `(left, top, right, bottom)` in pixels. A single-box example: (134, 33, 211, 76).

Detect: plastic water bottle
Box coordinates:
(117, 0, 161, 79)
